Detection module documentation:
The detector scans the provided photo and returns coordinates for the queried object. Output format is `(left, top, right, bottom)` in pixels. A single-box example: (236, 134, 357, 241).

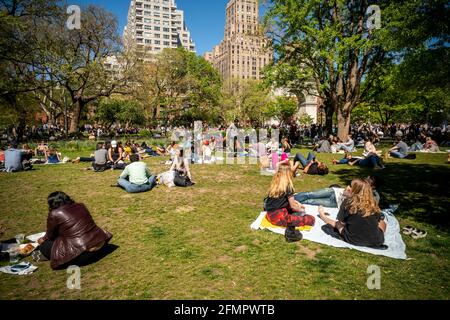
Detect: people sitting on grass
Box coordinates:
(37, 191, 113, 270)
(170, 148, 194, 186)
(423, 137, 440, 152)
(281, 138, 291, 157)
(115, 154, 157, 193)
(4, 142, 33, 172)
(363, 137, 381, 157)
(108, 140, 125, 170)
(388, 136, 409, 159)
(35, 141, 48, 159)
(123, 141, 133, 161)
(45, 146, 61, 164)
(292, 152, 329, 176)
(318, 178, 386, 248)
(264, 163, 315, 228)
(72, 142, 109, 171)
(315, 136, 332, 153)
(336, 135, 356, 153)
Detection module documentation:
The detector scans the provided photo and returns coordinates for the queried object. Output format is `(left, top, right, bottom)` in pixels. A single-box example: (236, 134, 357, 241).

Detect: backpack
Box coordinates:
(173, 170, 194, 187)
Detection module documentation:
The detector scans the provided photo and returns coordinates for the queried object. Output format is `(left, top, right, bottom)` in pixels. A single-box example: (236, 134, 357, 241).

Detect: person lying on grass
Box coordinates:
(348, 154, 385, 170)
(332, 152, 359, 165)
(264, 163, 315, 228)
(115, 154, 157, 193)
(291, 152, 329, 176)
(318, 179, 387, 248)
(37, 191, 112, 270)
(293, 176, 384, 209)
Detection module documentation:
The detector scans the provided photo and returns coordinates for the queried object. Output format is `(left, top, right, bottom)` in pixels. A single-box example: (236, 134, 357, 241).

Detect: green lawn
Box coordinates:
(0, 145, 449, 300)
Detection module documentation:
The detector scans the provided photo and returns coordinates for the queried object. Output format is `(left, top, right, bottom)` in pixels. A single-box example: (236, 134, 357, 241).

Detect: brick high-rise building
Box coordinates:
(123, 0, 196, 58)
(204, 0, 272, 83)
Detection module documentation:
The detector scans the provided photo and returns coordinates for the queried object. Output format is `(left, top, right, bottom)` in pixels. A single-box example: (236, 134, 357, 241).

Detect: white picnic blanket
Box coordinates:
(250, 204, 407, 260)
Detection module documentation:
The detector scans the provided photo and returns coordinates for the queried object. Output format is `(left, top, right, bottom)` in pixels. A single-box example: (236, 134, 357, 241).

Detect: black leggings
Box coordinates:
(40, 240, 103, 269)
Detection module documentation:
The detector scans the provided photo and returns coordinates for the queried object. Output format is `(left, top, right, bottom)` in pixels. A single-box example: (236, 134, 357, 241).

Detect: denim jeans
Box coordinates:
(358, 155, 381, 167)
(117, 176, 157, 193)
(294, 152, 315, 167)
(294, 188, 337, 208)
(390, 151, 406, 159)
(409, 142, 423, 151)
(338, 158, 349, 164)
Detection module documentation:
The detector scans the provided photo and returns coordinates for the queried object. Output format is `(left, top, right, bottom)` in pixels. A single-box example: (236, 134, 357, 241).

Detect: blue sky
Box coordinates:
(73, 0, 267, 56)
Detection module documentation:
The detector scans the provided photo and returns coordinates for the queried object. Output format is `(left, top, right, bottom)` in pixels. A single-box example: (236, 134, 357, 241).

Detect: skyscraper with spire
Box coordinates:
(204, 0, 272, 82)
(123, 0, 195, 57)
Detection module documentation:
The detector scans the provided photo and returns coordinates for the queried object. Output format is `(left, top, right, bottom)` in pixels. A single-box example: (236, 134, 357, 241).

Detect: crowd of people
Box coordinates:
(2, 120, 448, 271)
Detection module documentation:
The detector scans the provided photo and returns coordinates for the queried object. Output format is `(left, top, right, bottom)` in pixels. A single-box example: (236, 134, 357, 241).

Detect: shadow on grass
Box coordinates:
(332, 162, 450, 232)
(79, 243, 119, 267)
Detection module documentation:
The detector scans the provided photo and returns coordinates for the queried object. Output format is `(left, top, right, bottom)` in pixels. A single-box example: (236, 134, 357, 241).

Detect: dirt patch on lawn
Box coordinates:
(217, 255, 233, 263)
(175, 206, 195, 214)
(296, 244, 321, 259)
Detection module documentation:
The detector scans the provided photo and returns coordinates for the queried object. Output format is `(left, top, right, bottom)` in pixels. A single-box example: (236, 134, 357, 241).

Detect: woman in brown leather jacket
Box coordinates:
(37, 192, 113, 270)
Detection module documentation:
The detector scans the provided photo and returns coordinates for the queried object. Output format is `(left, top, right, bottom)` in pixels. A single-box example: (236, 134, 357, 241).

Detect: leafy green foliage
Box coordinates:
(96, 98, 146, 129)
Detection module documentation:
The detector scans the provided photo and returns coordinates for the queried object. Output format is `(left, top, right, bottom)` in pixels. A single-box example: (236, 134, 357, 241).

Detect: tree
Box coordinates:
(0, 0, 61, 139)
(361, 46, 450, 125)
(95, 98, 145, 129)
(298, 113, 314, 126)
(34, 5, 140, 133)
(138, 48, 222, 128)
(220, 78, 271, 126)
(263, 0, 449, 140)
(265, 95, 298, 126)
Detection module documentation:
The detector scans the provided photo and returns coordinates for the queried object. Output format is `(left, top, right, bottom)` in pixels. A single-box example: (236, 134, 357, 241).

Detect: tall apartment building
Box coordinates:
(123, 0, 196, 57)
(204, 0, 272, 82)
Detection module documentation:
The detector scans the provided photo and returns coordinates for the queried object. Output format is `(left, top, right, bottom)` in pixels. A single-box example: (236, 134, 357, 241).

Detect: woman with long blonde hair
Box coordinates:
(319, 179, 386, 248)
(264, 164, 315, 227)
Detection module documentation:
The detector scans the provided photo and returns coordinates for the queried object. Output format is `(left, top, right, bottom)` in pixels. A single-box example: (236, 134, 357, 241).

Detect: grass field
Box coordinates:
(0, 143, 449, 300)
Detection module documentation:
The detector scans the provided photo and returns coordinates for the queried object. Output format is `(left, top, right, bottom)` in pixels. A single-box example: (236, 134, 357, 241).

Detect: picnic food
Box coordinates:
(19, 244, 35, 255)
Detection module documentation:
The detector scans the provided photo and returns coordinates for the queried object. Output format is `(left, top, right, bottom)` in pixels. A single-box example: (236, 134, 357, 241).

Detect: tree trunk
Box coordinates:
(323, 100, 335, 136)
(69, 100, 82, 133)
(337, 107, 352, 142)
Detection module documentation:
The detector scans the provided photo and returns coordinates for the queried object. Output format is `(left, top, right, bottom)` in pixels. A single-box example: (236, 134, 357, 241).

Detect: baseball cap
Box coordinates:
(111, 140, 117, 148)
